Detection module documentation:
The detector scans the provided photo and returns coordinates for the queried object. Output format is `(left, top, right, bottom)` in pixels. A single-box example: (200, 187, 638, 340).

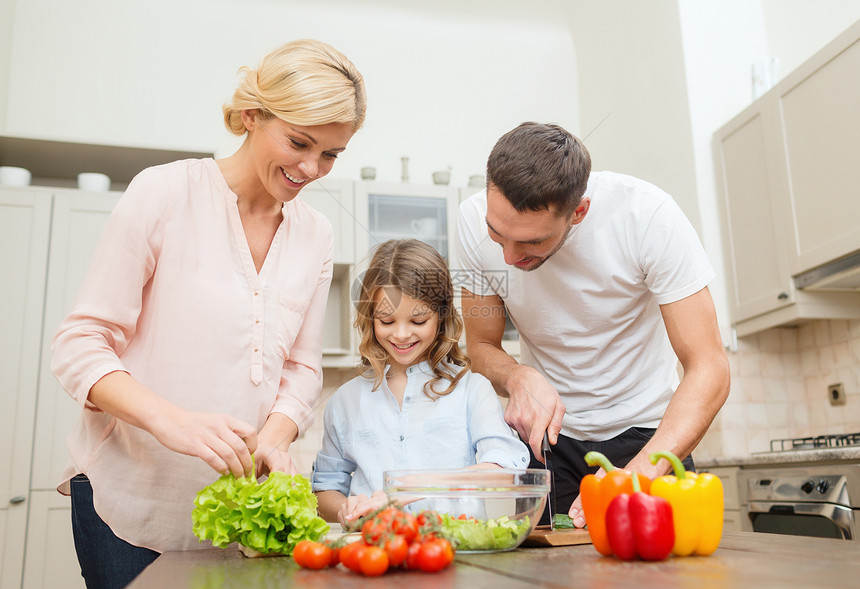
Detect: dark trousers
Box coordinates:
(529, 427, 696, 525)
(69, 474, 160, 589)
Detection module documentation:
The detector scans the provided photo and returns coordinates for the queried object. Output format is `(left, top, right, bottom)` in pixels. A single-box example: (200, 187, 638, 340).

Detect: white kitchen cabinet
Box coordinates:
(21, 493, 82, 589)
(320, 263, 358, 365)
(714, 94, 795, 324)
(31, 191, 120, 492)
(776, 21, 860, 276)
(298, 179, 358, 365)
(0, 189, 51, 589)
(300, 178, 356, 266)
(713, 20, 860, 336)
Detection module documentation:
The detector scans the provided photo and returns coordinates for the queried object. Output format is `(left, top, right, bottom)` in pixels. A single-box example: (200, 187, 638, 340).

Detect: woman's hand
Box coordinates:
(148, 407, 258, 478)
(254, 412, 300, 478)
(338, 490, 389, 527)
(88, 371, 258, 478)
(254, 442, 299, 477)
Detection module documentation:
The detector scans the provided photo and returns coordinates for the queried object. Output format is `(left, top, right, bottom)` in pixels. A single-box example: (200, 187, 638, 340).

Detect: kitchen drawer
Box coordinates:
(723, 509, 743, 532)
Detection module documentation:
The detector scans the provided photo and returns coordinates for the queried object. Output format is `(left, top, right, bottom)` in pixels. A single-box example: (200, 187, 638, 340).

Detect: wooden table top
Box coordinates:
(128, 531, 860, 588)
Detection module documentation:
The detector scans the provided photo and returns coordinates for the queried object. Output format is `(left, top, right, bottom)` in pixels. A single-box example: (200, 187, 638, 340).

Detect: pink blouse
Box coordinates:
(51, 158, 332, 551)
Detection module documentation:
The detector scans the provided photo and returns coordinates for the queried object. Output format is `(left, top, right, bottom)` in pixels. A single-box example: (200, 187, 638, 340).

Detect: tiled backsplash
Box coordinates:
(696, 319, 860, 460)
(290, 319, 860, 474)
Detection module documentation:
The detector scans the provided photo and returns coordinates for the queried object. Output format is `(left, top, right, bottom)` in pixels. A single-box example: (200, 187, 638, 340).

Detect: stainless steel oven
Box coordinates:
(741, 464, 860, 540)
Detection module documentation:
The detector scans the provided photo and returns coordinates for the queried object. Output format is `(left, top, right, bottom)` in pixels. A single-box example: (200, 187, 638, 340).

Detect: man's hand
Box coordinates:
(567, 466, 607, 529)
(503, 364, 565, 458)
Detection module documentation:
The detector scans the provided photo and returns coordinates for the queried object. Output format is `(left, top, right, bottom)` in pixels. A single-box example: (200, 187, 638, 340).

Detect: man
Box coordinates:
(454, 122, 730, 527)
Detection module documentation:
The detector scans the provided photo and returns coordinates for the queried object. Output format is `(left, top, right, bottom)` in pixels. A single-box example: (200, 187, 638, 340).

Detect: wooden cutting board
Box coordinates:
(522, 526, 592, 547)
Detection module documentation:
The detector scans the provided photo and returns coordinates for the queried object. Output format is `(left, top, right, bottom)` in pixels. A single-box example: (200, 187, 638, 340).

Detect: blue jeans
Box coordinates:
(528, 427, 696, 525)
(69, 475, 160, 589)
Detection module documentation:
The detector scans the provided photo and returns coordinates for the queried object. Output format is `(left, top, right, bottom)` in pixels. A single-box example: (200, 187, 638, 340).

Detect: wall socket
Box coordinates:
(828, 383, 846, 406)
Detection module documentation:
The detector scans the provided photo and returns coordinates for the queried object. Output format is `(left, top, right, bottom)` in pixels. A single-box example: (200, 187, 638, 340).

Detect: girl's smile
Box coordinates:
(372, 288, 439, 372)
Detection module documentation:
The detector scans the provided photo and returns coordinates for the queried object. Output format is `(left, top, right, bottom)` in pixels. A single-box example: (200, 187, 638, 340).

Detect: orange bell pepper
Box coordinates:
(581, 451, 651, 556)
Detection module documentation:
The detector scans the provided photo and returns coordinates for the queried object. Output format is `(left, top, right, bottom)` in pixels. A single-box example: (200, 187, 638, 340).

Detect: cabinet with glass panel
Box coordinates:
(355, 181, 460, 265)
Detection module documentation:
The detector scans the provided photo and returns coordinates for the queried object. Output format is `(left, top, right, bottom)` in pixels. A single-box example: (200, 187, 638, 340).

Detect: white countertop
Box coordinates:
(698, 447, 860, 469)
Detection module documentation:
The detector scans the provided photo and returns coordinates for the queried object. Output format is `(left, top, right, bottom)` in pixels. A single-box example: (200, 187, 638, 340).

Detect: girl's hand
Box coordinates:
(148, 407, 258, 478)
(338, 490, 389, 527)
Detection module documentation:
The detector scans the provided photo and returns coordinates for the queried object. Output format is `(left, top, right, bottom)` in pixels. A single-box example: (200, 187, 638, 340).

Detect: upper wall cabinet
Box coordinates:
(774, 23, 860, 275)
(714, 20, 860, 336)
(715, 93, 793, 324)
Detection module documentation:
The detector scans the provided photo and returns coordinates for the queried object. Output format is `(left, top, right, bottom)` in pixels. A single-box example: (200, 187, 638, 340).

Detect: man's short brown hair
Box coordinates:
(486, 122, 591, 217)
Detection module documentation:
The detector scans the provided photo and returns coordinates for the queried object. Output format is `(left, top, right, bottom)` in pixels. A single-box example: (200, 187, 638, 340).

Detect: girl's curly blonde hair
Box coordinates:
(354, 239, 470, 399)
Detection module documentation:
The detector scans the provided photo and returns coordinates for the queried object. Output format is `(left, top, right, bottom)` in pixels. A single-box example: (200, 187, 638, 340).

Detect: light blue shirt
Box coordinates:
(311, 361, 530, 498)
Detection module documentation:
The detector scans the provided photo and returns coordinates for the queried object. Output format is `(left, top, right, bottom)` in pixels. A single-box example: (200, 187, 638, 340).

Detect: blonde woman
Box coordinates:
(51, 39, 366, 588)
(312, 239, 528, 525)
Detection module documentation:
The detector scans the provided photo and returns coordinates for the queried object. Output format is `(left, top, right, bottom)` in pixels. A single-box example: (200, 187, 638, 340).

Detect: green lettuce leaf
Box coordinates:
(192, 471, 329, 555)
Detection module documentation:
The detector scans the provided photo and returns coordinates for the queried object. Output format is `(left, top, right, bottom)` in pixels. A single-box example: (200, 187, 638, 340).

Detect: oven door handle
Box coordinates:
(747, 501, 855, 540)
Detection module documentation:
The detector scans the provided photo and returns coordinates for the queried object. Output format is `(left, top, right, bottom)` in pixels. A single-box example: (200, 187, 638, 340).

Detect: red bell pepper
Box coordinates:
(605, 472, 674, 561)
(581, 451, 651, 556)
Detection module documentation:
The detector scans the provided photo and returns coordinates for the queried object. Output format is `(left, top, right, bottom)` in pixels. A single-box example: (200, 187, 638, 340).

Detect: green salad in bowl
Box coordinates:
(383, 468, 549, 553)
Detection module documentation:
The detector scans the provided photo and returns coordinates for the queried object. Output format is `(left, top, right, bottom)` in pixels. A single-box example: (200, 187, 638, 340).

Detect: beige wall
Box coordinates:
(697, 319, 860, 460)
(566, 1, 700, 232)
(1, 0, 578, 188)
(761, 0, 860, 77)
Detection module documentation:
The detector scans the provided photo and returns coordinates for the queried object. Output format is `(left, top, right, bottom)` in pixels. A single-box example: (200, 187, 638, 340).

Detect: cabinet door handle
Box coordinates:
(777, 292, 789, 301)
(9, 496, 26, 504)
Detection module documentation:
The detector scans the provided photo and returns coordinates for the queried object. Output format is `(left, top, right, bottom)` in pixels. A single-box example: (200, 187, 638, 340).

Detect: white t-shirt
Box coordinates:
(454, 171, 715, 441)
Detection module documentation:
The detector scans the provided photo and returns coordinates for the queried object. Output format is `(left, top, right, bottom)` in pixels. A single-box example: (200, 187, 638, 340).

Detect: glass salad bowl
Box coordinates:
(382, 468, 549, 553)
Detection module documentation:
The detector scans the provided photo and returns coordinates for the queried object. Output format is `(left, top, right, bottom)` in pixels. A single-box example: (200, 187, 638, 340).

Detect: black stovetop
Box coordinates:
(770, 432, 860, 452)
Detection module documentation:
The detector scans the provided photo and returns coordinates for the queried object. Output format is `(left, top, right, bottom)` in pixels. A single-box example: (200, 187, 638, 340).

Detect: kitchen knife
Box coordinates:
(542, 431, 557, 530)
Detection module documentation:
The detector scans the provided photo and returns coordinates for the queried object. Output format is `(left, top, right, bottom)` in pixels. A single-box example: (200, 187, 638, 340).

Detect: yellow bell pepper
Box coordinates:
(648, 451, 723, 556)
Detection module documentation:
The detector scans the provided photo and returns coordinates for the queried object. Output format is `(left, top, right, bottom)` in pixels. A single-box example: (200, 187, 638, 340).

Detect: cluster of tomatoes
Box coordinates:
(293, 506, 454, 577)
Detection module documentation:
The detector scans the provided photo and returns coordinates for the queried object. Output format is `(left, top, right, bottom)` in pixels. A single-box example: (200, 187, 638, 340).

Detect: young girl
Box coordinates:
(312, 239, 529, 524)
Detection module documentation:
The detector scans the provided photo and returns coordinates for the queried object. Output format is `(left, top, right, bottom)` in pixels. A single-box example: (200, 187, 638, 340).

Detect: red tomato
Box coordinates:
(416, 511, 443, 529)
(362, 519, 387, 544)
(384, 534, 408, 568)
(377, 507, 399, 522)
(406, 539, 423, 570)
(292, 540, 311, 566)
(358, 545, 389, 577)
(328, 545, 340, 567)
(293, 540, 333, 570)
(392, 513, 419, 543)
(417, 538, 454, 572)
(339, 541, 367, 573)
